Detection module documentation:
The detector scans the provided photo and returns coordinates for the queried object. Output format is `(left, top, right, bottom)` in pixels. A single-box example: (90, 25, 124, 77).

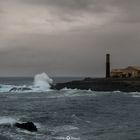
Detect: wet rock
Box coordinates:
(9, 87, 32, 92)
(14, 122, 37, 132)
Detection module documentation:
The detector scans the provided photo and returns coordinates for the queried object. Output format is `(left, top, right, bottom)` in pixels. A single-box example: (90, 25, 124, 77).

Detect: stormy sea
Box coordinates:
(0, 73, 140, 140)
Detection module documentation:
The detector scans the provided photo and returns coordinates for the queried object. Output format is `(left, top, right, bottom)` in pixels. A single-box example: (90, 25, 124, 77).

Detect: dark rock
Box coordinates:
(51, 78, 140, 92)
(9, 87, 32, 92)
(14, 122, 37, 132)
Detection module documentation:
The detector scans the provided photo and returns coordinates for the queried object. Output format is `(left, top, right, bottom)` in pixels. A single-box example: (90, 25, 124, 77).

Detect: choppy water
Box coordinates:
(0, 78, 140, 140)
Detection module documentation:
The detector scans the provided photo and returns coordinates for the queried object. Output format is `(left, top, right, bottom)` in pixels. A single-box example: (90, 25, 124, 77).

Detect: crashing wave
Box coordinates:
(33, 72, 53, 91)
(0, 73, 53, 93)
(0, 117, 17, 126)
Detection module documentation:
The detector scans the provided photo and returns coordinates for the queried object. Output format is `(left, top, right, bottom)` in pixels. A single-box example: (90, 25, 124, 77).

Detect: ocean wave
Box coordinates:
(0, 73, 53, 93)
(128, 92, 140, 97)
(0, 117, 17, 126)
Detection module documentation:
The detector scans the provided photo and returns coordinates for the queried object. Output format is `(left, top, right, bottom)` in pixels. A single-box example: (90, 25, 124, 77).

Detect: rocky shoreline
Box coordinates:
(52, 78, 140, 92)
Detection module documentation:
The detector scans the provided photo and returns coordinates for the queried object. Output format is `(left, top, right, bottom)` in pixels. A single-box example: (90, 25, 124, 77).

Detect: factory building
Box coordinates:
(105, 54, 140, 78)
(111, 66, 140, 78)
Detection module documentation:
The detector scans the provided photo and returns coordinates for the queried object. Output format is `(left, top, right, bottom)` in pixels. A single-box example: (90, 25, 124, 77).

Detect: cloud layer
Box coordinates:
(0, 0, 140, 77)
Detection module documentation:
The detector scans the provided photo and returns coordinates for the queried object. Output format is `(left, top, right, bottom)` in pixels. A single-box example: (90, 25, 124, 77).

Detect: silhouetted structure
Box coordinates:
(106, 54, 110, 78)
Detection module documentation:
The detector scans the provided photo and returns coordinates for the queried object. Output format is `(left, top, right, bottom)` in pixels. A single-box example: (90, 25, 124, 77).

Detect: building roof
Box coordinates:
(111, 69, 124, 73)
(126, 66, 140, 71)
(111, 66, 140, 73)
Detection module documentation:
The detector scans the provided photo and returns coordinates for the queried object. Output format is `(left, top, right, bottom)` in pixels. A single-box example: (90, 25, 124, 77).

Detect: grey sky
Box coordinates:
(0, 0, 140, 77)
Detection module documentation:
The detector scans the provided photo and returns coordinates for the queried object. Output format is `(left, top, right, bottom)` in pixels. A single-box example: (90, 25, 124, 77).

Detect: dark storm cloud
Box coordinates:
(21, 0, 140, 24)
(23, 0, 139, 14)
(23, 0, 114, 17)
(0, 0, 140, 76)
(25, 0, 101, 11)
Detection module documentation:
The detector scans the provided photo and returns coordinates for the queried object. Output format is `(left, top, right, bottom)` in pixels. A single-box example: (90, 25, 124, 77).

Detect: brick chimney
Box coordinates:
(106, 54, 110, 78)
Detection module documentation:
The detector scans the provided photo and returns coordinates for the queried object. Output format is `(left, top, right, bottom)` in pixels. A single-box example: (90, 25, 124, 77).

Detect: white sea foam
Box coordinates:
(33, 72, 53, 91)
(0, 117, 17, 126)
(0, 84, 14, 92)
(129, 92, 140, 97)
(61, 88, 79, 94)
(60, 88, 93, 93)
(113, 90, 121, 93)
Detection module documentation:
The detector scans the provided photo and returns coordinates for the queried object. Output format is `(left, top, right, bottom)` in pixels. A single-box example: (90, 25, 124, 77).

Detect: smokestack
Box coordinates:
(106, 54, 110, 78)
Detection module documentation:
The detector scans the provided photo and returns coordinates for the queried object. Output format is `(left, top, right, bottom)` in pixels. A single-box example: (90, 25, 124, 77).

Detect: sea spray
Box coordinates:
(0, 117, 17, 126)
(33, 72, 53, 91)
(0, 73, 53, 92)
